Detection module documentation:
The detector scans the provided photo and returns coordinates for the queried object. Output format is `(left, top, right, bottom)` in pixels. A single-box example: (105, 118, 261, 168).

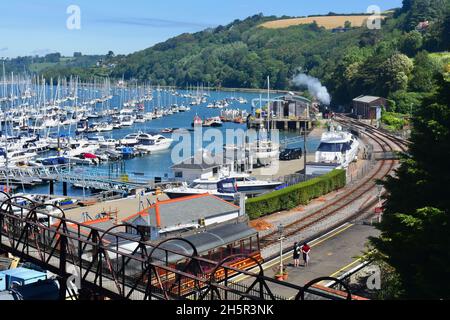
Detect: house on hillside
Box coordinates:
(332, 27, 351, 33)
(416, 21, 430, 32)
(352, 95, 387, 120)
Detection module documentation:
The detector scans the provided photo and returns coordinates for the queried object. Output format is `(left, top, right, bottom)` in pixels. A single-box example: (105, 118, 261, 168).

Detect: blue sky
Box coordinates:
(0, 0, 403, 58)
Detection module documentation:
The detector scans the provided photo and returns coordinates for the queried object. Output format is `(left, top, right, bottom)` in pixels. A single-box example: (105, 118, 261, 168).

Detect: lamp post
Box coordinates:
(278, 224, 285, 273)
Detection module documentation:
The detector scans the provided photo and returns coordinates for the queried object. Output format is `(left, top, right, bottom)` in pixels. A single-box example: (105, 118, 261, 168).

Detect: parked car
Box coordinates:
(279, 148, 303, 161)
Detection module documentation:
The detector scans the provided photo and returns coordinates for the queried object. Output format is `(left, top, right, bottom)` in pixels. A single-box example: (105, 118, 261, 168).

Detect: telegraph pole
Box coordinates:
(304, 127, 307, 182)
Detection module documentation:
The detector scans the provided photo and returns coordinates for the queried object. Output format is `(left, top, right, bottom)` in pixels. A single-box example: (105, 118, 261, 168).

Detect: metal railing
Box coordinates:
(0, 192, 353, 301)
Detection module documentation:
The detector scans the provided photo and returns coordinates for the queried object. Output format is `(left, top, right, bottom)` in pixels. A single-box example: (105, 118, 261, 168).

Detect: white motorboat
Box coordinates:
(119, 115, 134, 127)
(95, 122, 114, 132)
(112, 118, 123, 129)
(134, 114, 146, 123)
(100, 139, 118, 149)
(87, 136, 117, 149)
(232, 176, 283, 192)
(164, 178, 238, 202)
(238, 97, 248, 104)
(144, 112, 155, 121)
(120, 133, 139, 146)
(61, 140, 99, 157)
(0, 149, 38, 165)
(178, 105, 189, 112)
(315, 126, 360, 168)
(204, 116, 223, 127)
(191, 174, 283, 193)
(135, 134, 173, 153)
(76, 121, 89, 134)
(225, 139, 279, 167)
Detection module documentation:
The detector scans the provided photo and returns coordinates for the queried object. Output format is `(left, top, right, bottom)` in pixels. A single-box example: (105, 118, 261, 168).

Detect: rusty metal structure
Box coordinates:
(0, 192, 352, 301)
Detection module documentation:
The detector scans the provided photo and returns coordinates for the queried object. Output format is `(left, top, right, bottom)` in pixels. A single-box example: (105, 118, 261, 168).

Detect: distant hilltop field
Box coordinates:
(259, 14, 387, 29)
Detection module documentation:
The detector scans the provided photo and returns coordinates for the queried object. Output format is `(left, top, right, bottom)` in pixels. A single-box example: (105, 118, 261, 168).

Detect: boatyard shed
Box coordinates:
(352, 95, 386, 120)
(122, 194, 241, 235)
(248, 93, 312, 131)
(270, 94, 311, 120)
(171, 152, 234, 182)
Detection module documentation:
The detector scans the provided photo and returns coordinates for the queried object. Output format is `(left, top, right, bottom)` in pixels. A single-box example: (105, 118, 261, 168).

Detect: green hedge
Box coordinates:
(246, 170, 346, 219)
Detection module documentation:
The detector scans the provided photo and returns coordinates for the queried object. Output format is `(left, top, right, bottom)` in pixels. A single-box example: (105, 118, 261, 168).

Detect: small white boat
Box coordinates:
(0, 149, 38, 165)
(135, 114, 146, 123)
(87, 136, 117, 149)
(100, 139, 118, 149)
(164, 179, 238, 202)
(119, 115, 134, 127)
(120, 133, 139, 146)
(95, 122, 114, 132)
(135, 134, 173, 153)
(61, 140, 99, 157)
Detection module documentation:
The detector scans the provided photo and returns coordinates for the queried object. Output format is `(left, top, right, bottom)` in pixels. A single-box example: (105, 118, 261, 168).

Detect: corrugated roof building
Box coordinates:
(122, 194, 241, 236)
(171, 151, 235, 182)
(352, 95, 387, 120)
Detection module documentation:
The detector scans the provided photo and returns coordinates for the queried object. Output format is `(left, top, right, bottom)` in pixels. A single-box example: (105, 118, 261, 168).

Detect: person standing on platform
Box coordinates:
(293, 242, 301, 267)
(301, 242, 311, 267)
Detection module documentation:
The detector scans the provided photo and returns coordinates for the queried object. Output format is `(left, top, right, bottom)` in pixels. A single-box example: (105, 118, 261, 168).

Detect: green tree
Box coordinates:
(388, 90, 424, 113)
(370, 75, 450, 299)
(410, 51, 439, 92)
(424, 7, 450, 51)
(44, 52, 61, 63)
(381, 53, 414, 93)
(399, 31, 423, 56)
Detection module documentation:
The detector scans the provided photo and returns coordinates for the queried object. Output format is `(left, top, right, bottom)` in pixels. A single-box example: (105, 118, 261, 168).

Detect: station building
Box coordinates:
(352, 95, 387, 120)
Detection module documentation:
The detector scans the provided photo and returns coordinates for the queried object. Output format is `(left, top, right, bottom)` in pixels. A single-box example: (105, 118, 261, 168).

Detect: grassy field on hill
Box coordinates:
(259, 15, 386, 29)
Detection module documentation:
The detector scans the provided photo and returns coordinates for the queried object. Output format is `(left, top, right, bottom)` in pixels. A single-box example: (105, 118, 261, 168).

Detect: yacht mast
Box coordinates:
(267, 76, 270, 131)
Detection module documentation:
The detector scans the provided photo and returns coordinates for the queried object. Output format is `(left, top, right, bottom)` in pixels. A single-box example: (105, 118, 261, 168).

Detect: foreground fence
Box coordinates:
(0, 192, 354, 301)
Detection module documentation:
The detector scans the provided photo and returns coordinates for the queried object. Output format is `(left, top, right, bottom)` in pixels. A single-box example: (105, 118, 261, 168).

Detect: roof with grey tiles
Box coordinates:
(353, 95, 383, 103)
(124, 195, 240, 228)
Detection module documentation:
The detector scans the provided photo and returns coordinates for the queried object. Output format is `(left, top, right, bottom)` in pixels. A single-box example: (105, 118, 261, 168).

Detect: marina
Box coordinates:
(0, 75, 323, 198)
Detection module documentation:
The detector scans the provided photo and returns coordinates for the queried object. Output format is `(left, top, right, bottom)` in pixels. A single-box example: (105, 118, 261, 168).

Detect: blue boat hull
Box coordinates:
(236, 183, 283, 193)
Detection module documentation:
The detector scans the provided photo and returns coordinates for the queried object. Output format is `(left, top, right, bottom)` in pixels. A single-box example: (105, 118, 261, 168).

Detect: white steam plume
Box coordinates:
(292, 73, 331, 105)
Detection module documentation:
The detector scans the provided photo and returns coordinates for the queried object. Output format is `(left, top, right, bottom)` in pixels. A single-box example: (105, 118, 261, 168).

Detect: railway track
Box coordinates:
(338, 115, 409, 153)
(260, 115, 408, 247)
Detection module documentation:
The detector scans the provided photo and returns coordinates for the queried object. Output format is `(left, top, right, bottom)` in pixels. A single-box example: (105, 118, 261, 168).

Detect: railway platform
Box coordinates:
(234, 222, 380, 299)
